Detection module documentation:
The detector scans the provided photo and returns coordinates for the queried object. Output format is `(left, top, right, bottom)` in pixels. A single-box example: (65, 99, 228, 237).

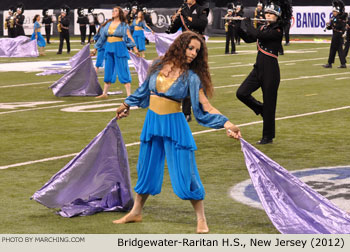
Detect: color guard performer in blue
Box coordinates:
(92, 6, 139, 98)
(113, 31, 242, 234)
(130, 11, 153, 58)
(236, 0, 292, 144)
(93, 25, 106, 73)
(31, 14, 46, 56)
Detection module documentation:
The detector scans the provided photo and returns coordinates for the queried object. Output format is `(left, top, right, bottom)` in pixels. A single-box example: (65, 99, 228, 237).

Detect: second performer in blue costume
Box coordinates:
(113, 31, 242, 234)
(92, 6, 139, 98)
(31, 14, 46, 56)
(130, 10, 153, 58)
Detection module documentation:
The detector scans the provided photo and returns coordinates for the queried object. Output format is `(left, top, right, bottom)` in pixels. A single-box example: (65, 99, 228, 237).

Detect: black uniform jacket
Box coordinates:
(169, 3, 208, 34)
(238, 20, 283, 58)
(42, 15, 52, 25)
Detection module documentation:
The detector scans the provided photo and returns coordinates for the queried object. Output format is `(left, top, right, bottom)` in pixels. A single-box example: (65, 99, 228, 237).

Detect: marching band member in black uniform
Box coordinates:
(344, 12, 350, 58)
(236, 0, 292, 144)
(42, 9, 52, 44)
(88, 8, 98, 43)
(57, 6, 71, 54)
(5, 7, 17, 38)
(224, 4, 237, 54)
(254, 1, 265, 29)
(15, 4, 25, 36)
(77, 8, 89, 45)
(167, 0, 208, 122)
(123, 5, 131, 25)
(323, 0, 347, 69)
(129, 4, 139, 27)
(234, 2, 244, 45)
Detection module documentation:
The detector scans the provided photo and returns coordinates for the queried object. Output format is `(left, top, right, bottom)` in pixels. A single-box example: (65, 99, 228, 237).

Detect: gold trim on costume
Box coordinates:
(107, 37, 123, 42)
(149, 95, 181, 115)
(156, 72, 178, 93)
(135, 26, 143, 31)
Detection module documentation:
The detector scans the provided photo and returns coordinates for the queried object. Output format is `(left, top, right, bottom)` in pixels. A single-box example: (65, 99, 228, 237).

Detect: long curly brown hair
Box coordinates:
(149, 31, 214, 98)
(102, 6, 127, 27)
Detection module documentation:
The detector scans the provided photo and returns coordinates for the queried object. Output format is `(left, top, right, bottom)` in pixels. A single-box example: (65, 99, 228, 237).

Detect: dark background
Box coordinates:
(1, 1, 350, 9)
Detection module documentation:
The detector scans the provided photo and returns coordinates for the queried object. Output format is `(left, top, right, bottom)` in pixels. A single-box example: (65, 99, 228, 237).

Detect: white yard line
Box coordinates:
(0, 98, 126, 115)
(1, 105, 349, 170)
(1, 71, 350, 115)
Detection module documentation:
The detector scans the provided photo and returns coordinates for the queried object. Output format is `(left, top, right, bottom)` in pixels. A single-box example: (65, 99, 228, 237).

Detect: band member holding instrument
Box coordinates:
(234, 2, 244, 45)
(254, 1, 265, 29)
(42, 9, 53, 44)
(88, 7, 99, 43)
(15, 4, 25, 36)
(167, 0, 208, 122)
(323, 0, 347, 69)
(236, 0, 292, 144)
(77, 8, 89, 45)
(5, 7, 17, 38)
(224, 4, 237, 54)
(344, 12, 350, 58)
(57, 5, 71, 54)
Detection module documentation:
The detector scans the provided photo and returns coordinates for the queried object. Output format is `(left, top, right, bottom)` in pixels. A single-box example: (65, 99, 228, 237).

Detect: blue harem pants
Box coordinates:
(104, 52, 131, 84)
(134, 136, 205, 200)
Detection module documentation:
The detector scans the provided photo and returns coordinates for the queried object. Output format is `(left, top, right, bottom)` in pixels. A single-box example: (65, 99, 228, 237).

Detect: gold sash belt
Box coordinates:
(107, 37, 123, 43)
(149, 95, 181, 115)
(134, 26, 143, 31)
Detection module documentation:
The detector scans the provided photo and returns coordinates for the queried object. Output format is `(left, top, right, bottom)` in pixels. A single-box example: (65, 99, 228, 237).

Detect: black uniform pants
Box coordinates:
(328, 33, 346, 65)
(58, 31, 70, 53)
(225, 27, 236, 53)
(236, 53, 280, 139)
(45, 25, 51, 43)
(80, 26, 87, 43)
(88, 25, 97, 43)
(284, 22, 291, 44)
(15, 26, 25, 37)
(344, 29, 350, 58)
(8, 28, 16, 38)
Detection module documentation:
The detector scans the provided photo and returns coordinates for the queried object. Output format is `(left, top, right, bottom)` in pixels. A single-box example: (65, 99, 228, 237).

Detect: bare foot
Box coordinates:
(96, 94, 108, 99)
(196, 218, 209, 234)
(112, 213, 142, 224)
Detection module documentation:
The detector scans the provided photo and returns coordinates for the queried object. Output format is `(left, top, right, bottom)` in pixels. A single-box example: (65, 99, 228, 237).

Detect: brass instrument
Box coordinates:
(5, 13, 16, 29)
(57, 15, 62, 32)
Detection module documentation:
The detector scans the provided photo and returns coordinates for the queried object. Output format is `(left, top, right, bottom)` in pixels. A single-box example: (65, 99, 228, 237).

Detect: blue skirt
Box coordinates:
(31, 32, 46, 47)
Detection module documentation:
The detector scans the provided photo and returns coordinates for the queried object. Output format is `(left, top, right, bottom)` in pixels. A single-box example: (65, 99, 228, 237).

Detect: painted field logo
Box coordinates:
(230, 165, 350, 212)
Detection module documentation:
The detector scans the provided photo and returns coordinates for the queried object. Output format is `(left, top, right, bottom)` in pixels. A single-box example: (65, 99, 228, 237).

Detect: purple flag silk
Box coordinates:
(49, 47, 102, 96)
(69, 44, 91, 68)
(240, 138, 350, 234)
(0, 36, 38, 57)
(32, 118, 134, 217)
(154, 30, 182, 56)
(129, 52, 152, 86)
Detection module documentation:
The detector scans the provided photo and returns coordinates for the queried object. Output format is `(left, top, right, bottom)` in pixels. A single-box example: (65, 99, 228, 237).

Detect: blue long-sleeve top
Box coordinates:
(94, 21, 136, 50)
(33, 21, 41, 34)
(130, 19, 151, 32)
(125, 69, 228, 129)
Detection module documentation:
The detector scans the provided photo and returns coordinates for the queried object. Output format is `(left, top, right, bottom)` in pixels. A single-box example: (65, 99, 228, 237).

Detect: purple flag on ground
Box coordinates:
(0, 36, 38, 57)
(49, 45, 102, 97)
(240, 138, 350, 234)
(129, 52, 152, 86)
(32, 118, 134, 217)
